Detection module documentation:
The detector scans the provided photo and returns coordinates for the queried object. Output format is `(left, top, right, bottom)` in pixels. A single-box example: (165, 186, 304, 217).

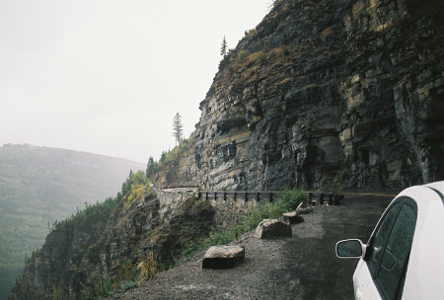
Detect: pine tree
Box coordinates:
(146, 156, 155, 179)
(172, 113, 183, 146)
(220, 36, 227, 58)
(160, 151, 167, 163)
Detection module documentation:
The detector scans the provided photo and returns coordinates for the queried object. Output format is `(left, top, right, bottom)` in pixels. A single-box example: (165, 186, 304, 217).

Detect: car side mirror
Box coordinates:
(335, 239, 366, 259)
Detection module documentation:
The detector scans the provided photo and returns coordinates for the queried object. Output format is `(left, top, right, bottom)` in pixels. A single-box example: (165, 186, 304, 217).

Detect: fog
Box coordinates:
(0, 0, 272, 163)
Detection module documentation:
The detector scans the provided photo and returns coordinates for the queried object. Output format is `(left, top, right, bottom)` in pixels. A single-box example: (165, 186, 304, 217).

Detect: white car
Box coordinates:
(335, 181, 444, 300)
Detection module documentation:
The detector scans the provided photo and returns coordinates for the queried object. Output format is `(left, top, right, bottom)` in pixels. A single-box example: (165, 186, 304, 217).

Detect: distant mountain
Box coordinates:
(0, 144, 145, 300)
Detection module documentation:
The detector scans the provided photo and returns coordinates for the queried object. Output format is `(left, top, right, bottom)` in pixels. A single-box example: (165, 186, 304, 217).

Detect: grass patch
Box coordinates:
(139, 252, 157, 283)
(238, 50, 251, 62)
(339, 169, 348, 190)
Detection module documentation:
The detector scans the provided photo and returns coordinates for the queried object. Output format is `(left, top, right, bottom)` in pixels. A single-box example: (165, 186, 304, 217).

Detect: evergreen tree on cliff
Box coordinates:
(146, 156, 155, 179)
(172, 113, 183, 146)
(220, 36, 227, 58)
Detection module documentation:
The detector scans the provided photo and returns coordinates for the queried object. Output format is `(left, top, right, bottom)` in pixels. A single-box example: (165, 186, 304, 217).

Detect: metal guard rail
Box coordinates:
(197, 191, 343, 205)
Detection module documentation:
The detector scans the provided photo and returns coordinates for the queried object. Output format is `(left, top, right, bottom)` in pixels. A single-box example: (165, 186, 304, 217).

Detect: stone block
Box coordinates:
(202, 246, 245, 269)
(282, 211, 304, 224)
(296, 207, 313, 214)
(255, 219, 292, 239)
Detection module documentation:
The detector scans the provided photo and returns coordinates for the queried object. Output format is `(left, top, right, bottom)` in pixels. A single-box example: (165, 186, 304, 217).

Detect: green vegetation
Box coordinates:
(181, 227, 236, 260)
(218, 49, 235, 71)
(220, 36, 227, 58)
(172, 112, 184, 146)
(180, 188, 307, 261)
(138, 252, 157, 283)
(54, 197, 119, 230)
(0, 144, 145, 300)
(54, 170, 149, 230)
(237, 50, 251, 62)
(145, 135, 194, 185)
(339, 169, 348, 190)
(11, 170, 150, 300)
(81, 259, 140, 300)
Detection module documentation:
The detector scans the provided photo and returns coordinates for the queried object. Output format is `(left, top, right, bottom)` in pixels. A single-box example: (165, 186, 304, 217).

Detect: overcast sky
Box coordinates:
(0, 1, 271, 163)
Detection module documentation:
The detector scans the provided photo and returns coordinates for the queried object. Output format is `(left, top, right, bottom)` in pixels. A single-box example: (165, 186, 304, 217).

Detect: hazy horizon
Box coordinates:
(0, 142, 149, 164)
(1, 1, 272, 163)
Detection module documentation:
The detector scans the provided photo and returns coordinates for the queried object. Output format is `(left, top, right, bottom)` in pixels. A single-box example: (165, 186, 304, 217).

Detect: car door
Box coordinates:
(353, 197, 417, 300)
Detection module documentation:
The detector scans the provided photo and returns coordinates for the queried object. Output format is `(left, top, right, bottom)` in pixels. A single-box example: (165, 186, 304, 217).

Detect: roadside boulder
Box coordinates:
(282, 211, 304, 224)
(202, 245, 245, 269)
(255, 219, 292, 238)
(296, 207, 313, 214)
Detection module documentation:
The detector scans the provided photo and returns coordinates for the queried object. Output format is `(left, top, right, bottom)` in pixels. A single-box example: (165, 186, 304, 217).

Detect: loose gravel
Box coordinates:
(104, 196, 391, 300)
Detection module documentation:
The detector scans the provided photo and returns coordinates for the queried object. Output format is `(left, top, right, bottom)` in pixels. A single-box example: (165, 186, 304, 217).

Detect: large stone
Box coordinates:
(202, 246, 245, 269)
(282, 211, 304, 224)
(296, 207, 313, 214)
(255, 219, 292, 239)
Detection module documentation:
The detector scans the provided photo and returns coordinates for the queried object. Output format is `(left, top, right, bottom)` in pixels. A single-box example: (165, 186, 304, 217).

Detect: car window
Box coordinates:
(365, 198, 417, 300)
(366, 202, 401, 275)
(377, 202, 417, 300)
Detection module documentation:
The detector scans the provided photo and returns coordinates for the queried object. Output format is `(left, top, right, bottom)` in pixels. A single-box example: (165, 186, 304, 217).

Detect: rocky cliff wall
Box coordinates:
(194, 0, 444, 191)
(151, 141, 198, 188)
(9, 186, 259, 299)
(9, 191, 215, 300)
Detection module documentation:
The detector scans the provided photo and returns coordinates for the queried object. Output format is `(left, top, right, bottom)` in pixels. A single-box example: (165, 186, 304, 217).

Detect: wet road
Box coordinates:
(106, 195, 393, 300)
(287, 195, 393, 300)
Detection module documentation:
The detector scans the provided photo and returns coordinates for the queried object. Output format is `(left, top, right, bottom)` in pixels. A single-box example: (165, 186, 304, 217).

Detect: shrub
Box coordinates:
(139, 252, 157, 283)
(120, 278, 138, 291)
(240, 188, 307, 232)
(94, 277, 115, 298)
(339, 169, 348, 189)
(181, 227, 234, 260)
(278, 188, 308, 212)
(237, 50, 251, 62)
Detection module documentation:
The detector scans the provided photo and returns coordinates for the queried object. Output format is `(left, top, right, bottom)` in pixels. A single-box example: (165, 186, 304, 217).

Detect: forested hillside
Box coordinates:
(0, 144, 145, 300)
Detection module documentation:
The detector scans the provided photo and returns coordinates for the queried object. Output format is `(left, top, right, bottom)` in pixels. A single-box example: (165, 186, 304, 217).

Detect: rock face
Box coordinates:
(255, 219, 293, 238)
(202, 246, 246, 269)
(194, 0, 444, 192)
(9, 193, 215, 300)
(151, 141, 198, 188)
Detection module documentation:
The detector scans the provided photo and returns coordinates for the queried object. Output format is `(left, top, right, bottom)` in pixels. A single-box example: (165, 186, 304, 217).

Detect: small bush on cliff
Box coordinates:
(139, 252, 157, 283)
(94, 277, 115, 298)
(237, 50, 251, 62)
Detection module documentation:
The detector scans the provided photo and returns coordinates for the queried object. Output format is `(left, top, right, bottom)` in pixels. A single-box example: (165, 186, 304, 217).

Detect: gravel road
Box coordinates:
(105, 195, 392, 300)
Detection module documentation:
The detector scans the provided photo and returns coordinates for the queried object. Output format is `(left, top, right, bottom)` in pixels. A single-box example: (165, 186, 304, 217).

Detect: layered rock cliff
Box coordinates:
(194, 0, 444, 191)
(150, 139, 198, 188)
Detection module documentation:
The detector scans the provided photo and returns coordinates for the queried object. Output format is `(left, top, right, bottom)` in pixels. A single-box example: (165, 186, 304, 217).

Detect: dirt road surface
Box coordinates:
(106, 195, 392, 300)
